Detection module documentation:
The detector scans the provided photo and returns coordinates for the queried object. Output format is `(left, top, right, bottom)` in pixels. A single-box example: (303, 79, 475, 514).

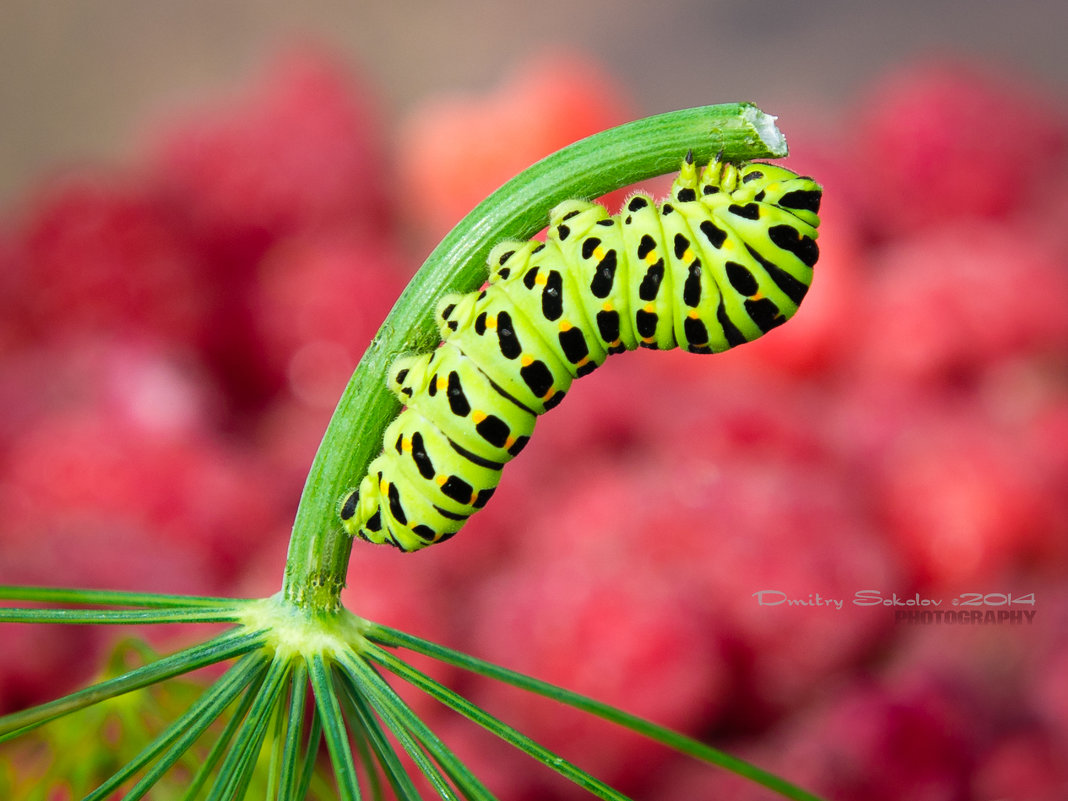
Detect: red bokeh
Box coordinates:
(1, 45, 1066, 799)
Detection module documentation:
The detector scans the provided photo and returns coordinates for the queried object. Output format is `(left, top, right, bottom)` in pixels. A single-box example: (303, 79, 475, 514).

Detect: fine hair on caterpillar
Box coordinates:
(340, 153, 821, 551)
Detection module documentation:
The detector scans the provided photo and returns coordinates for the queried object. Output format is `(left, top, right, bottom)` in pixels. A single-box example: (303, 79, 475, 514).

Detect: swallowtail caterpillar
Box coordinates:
(340, 153, 821, 551)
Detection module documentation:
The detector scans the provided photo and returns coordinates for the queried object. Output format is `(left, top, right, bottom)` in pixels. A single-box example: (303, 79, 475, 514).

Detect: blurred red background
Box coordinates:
(2, 9, 1067, 799)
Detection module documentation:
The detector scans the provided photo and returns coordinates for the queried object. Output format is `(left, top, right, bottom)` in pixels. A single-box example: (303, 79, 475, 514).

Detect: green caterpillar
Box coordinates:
(340, 153, 821, 551)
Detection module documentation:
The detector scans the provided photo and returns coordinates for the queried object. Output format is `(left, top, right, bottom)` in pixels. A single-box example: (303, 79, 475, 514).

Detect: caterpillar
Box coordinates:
(340, 153, 821, 551)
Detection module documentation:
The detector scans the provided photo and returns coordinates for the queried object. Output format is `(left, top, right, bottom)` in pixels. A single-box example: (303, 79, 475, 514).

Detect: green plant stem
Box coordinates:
(280, 103, 789, 612)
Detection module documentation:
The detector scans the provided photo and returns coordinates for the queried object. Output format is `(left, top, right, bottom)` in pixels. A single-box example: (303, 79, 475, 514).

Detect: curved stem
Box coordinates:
(280, 103, 790, 611)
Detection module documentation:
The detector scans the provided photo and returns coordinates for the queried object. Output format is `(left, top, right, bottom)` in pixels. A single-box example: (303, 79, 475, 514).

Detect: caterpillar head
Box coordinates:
(729, 164, 822, 228)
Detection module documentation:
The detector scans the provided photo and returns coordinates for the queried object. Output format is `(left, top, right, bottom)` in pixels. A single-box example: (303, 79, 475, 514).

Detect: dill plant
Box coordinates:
(0, 104, 827, 801)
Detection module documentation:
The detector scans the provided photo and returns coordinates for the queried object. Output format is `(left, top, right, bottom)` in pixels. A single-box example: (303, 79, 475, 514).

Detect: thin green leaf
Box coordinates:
(0, 627, 268, 742)
(367, 624, 828, 801)
(337, 654, 459, 801)
(0, 585, 251, 608)
(341, 703, 386, 801)
(335, 680, 403, 801)
(265, 684, 289, 801)
(277, 660, 310, 801)
(85, 652, 270, 801)
(362, 642, 630, 801)
(0, 606, 246, 625)
(337, 653, 497, 801)
(205, 656, 292, 801)
(295, 707, 324, 801)
(308, 653, 361, 801)
(181, 662, 271, 801)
